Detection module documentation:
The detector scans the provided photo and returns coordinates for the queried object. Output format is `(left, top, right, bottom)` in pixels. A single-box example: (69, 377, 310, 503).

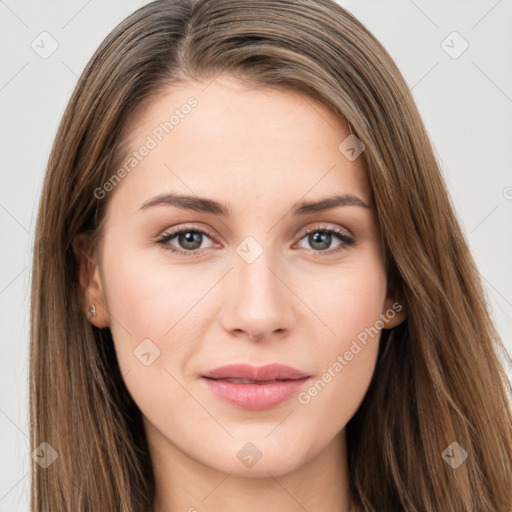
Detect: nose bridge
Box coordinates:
(236, 241, 282, 309)
(221, 237, 294, 338)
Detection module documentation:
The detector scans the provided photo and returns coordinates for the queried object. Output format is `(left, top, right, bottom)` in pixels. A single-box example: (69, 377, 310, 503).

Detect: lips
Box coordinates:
(201, 363, 309, 382)
(200, 364, 310, 410)
(215, 378, 285, 384)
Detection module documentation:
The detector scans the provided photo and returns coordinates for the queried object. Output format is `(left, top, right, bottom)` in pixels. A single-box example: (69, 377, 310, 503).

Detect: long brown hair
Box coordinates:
(30, 0, 512, 510)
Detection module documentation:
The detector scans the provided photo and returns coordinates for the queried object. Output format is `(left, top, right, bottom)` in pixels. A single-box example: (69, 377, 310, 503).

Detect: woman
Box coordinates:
(30, 0, 512, 510)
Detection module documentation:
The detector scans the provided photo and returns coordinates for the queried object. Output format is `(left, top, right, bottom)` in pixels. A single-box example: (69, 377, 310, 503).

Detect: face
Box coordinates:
(81, 75, 405, 477)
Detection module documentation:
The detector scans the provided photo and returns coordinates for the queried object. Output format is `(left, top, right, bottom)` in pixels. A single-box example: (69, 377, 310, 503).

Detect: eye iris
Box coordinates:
(178, 231, 203, 250)
(309, 231, 331, 250)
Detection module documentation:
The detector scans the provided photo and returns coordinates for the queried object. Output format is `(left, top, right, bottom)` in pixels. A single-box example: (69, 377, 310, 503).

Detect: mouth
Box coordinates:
(203, 377, 304, 384)
(200, 364, 310, 410)
(201, 363, 309, 381)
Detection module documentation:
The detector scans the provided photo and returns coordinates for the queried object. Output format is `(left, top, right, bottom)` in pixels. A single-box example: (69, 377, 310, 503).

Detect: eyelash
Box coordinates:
(155, 224, 355, 258)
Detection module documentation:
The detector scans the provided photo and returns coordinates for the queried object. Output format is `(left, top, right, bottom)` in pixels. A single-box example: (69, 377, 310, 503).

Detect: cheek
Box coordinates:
(100, 245, 203, 425)
(101, 232, 209, 340)
(309, 249, 388, 353)
(99, 235, 188, 374)
(296, 252, 387, 423)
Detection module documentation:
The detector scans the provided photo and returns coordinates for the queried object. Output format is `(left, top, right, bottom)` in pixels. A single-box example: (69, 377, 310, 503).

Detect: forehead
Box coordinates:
(107, 75, 371, 214)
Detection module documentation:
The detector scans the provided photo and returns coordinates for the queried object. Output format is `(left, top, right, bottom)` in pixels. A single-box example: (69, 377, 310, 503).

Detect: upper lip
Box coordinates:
(202, 363, 309, 381)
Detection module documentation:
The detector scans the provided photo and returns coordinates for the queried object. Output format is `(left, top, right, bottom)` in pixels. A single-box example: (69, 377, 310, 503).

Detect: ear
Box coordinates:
(381, 293, 407, 329)
(73, 234, 110, 328)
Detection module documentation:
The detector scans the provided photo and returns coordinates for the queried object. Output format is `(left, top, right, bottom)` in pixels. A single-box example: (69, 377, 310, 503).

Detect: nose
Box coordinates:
(219, 250, 295, 342)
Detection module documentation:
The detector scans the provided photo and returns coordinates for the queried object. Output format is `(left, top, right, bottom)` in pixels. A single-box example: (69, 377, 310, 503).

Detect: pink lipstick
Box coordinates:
(201, 363, 310, 410)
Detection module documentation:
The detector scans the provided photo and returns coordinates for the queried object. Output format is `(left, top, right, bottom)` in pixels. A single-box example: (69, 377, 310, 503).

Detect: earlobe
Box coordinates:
(83, 264, 110, 328)
(382, 296, 407, 329)
(73, 236, 110, 328)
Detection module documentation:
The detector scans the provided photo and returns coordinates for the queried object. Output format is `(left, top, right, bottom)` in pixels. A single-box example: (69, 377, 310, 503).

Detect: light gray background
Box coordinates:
(1, 1, 511, 510)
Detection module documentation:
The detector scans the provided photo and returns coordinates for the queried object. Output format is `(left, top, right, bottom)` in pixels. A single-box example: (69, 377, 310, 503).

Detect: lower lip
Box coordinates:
(201, 377, 310, 410)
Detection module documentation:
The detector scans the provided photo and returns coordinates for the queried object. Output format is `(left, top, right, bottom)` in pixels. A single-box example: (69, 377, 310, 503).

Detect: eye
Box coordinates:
(295, 225, 355, 257)
(156, 223, 355, 258)
(156, 225, 217, 255)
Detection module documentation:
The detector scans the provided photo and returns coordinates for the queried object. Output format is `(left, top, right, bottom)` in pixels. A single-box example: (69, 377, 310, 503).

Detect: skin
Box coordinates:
(80, 75, 406, 512)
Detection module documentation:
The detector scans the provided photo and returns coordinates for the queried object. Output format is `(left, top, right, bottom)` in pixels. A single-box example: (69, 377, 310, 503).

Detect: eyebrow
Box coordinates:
(139, 192, 372, 216)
